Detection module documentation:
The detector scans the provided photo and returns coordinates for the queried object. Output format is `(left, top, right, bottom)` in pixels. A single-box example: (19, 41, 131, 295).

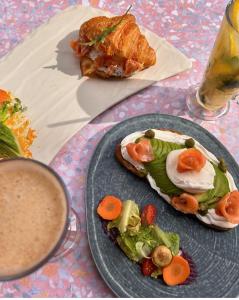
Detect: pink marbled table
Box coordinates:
(0, 0, 238, 297)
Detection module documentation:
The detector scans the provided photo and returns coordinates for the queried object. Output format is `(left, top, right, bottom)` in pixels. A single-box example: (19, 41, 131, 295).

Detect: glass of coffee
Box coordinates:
(0, 158, 80, 281)
(186, 0, 239, 120)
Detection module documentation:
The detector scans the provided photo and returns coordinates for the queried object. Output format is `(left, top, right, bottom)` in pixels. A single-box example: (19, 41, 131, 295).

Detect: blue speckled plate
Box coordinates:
(86, 114, 239, 298)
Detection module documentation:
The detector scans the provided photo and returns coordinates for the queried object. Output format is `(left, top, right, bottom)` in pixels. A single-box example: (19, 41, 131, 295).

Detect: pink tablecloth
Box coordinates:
(0, 0, 238, 297)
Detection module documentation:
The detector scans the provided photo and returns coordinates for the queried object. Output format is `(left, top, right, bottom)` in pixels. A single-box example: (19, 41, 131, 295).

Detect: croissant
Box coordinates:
(71, 14, 156, 78)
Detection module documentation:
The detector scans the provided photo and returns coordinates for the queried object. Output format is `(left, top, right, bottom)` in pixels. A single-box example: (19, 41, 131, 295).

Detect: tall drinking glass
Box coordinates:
(187, 0, 239, 120)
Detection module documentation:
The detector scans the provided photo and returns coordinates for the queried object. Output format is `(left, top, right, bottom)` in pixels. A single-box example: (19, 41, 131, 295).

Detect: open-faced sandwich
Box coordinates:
(115, 129, 239, 230)
(97, 196, 194, 286)
(0, 88, 36, 159)
(70, 6, 156, 78)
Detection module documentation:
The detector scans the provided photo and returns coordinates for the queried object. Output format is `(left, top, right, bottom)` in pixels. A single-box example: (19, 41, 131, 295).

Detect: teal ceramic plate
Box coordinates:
(86, 114, 239, 297)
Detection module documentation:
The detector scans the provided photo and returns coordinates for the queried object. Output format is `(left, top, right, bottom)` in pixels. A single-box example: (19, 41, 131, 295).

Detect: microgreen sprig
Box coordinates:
(80, 5, 132, 46)
(0, 98, 26, 123)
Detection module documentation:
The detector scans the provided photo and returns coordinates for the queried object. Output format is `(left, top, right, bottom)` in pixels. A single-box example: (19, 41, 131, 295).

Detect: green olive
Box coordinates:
(151, 245, 172, 267)
(185, 138, 195, 148)
(144, 129, 155, 139)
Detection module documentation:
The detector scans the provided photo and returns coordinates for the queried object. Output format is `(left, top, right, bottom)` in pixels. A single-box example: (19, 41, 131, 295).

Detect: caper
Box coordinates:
(219, 164, 227, 173)
(198, 208, 208, 216)
(144, 129, 155, 139)
(185, 138, 195, 148)
(219, 158, 225, 165)
(218, 158, 227, 173)
(198, 203, 209, 215)
(139, 169, 148, 177)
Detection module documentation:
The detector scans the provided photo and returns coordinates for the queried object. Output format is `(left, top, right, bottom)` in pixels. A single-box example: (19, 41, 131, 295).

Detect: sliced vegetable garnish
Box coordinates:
(171, 193, 199, 214)
(163, 255, 190, 286)
(97, 195, 122, 220)
(152, 245, 172, 267)
(126, 139, 154, 162)
(216, 191, 239, 224)
(141, 204, 157, 225)
(100, 199, 191, 286)
(141, 258, 156, 276)
(177, 148, 206, 173)
(117, 200, 141, 234)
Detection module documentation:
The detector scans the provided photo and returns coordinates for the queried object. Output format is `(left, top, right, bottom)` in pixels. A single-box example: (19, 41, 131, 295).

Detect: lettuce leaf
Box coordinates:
(116, 224, 180, 262)
(116, 225, 158, 262)
(0, 122, 20, 157)
(108, 200, 141, 235)
(151, 225, 180, 256)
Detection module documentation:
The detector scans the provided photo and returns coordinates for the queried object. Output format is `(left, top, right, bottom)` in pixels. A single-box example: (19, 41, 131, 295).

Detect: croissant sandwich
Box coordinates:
(71, 8, 156, 78)
(0, 89, 36, 159)
(115, 128, 239, 231)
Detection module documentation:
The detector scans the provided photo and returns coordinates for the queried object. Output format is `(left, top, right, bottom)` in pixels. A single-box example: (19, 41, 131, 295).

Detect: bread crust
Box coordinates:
(115, 129, 230, 231)
(79, 14, 156, 67)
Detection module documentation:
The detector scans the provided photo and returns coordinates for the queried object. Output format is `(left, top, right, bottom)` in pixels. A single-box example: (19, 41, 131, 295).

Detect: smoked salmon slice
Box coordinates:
(216, 191, 239, 224)
(177, 148, 206, 173)
(171, 193, 199, 214)
(126, 139, 154, 162)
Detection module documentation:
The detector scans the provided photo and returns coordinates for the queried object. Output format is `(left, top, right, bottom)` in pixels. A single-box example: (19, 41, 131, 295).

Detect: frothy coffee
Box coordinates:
(0, 159, 68, 279)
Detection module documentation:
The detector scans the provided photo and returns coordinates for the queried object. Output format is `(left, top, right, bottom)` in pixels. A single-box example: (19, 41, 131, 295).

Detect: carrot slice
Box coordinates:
(216, 191, 239, 224)
(126, 139, 154, 162)
(0, 89, 10, 103)
(171, 193, 199, 214)
(97, 195, 122, 220)
(163, 255, 190, 286)
(177, 148, 206, 173)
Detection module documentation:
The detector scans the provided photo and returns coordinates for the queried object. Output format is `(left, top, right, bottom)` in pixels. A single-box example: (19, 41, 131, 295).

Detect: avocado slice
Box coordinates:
(144, 138, 184, 196)
(197, 164, 230, 212)
(0, 122, 21, 158)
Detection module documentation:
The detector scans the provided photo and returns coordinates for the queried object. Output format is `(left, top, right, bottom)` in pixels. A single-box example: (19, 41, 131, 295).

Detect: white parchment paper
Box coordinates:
(0, 5, 192, 164)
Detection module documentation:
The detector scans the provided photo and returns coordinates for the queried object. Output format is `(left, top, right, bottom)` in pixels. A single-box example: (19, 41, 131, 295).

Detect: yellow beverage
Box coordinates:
(198, 0, 239, 111)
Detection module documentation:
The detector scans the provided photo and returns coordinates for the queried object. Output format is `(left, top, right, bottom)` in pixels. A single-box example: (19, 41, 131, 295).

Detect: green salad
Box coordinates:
(97, 196, 191, 286)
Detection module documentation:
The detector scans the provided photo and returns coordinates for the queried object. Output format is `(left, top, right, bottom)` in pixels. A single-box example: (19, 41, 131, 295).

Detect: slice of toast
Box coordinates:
(115, 129, 233, 231)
